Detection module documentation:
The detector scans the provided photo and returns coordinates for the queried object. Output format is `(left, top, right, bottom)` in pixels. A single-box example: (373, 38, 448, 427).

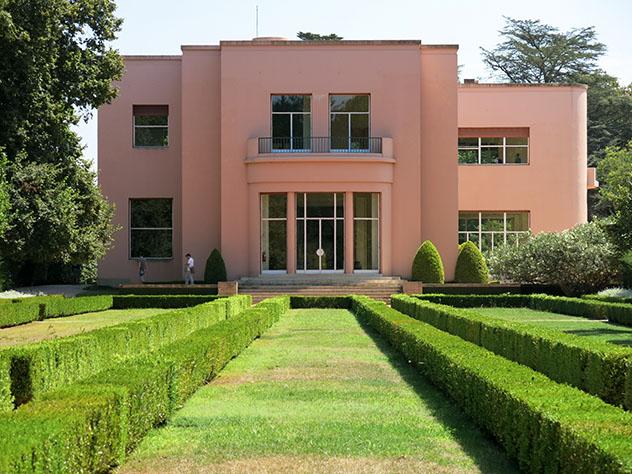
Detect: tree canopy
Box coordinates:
(297, 32, 343, 41)
(0, 0, 123, 285)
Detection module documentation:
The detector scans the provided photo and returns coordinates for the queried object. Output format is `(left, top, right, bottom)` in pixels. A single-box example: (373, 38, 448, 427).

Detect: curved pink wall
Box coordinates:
(457, 84, 588, 233)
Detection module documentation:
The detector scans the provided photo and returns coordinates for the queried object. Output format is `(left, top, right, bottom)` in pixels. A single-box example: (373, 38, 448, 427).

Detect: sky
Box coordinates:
(77, 0, 632, 168)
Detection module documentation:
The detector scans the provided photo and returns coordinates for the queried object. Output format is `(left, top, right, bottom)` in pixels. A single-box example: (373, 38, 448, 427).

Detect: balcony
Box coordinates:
(258, 136, 383, 155)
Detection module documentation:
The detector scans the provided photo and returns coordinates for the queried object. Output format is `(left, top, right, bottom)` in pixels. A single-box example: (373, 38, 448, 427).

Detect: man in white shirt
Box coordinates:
(184, 253, 195, 285)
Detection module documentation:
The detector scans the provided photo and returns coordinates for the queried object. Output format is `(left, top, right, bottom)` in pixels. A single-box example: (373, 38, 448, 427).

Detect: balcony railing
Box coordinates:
(258, 136, 383, 154)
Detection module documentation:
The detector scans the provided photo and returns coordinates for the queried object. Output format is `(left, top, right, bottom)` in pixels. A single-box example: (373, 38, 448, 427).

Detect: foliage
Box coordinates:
(0, 0, 123, 285)
(0, 297, 285, 472)
(289, 296, 352, 309)
(111, 295, 223, 309)
(204, 248, 227, 284)
(392, 295, 632, 409)
(454, 242, 489, 283)
(297, 32, 343, 41)
(411, 241, 445, 283)
(488, 222, 618, 295)
(621, 251, 632, 288)
(352, 296, 632, 473)
(597, 141, 632, 249)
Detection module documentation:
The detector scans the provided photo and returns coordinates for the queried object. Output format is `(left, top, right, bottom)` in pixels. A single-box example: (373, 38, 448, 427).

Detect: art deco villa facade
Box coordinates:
(97, 38, 596, 284)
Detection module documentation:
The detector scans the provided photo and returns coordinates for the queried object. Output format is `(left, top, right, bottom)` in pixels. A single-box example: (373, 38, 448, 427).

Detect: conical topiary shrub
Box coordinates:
(454, 241, 489, 283)
(411, 241, 445, 283)
(204, 248, 227, 284)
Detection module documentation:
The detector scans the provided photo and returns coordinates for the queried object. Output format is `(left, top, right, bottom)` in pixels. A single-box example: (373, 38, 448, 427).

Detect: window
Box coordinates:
(354, 193, 380, 272)
(133, 105, 168, 148)
(459, 211, 530, 252)
(130, 199, 172, 258)
(271, 95, 311, 151)
(458, 137, 528, 165)
(330, 95, 370, 151)
(261, 194, 287, 272)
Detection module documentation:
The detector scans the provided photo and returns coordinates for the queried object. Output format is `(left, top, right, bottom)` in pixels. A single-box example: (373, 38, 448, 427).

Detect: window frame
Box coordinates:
(329, 94, 371, 152)
(458, 137, 529, 165)
(353, 192, 380, 273)
(270, 94, 312, 152)
(458, 211, 530, 252)
(132, 106, 169, 149)
(260, 193, 288, 274)
(128, 198, 174, 260)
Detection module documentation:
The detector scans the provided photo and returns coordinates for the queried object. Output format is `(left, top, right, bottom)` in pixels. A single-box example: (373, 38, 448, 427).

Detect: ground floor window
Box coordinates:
(297, 193, 345, 272)
(129, 198, 172, 259)
(261, 194, 287, 272)
(459, 211, 530, 252)
(354, 193, 379, 271)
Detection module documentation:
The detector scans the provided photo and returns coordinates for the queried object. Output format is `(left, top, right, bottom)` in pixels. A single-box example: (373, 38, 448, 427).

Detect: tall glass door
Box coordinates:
(261, 194, 287, 273)
(297, 193, 344, 272)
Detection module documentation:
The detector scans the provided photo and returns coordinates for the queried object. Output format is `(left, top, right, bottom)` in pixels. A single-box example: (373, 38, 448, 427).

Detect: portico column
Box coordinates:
(344, 192, 354, 274)
(287, 192, 296, 274)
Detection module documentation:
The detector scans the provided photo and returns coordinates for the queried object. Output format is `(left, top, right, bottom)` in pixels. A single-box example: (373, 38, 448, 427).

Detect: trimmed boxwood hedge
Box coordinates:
(111, 295, 222, 309)
(584, 294, 632, 305)
(454, 241, 489, 284)
(393, 294, 632, 409)
(0, 297, 289, 473)
(0, 295, 251, 410)
(351, 296, 632, 473)
(289, 295, 352, 309)
(411, 241, 445, 283)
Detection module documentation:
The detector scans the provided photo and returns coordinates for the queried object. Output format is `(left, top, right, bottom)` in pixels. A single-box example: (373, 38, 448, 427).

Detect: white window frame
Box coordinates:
(329, 94, 371, 152)
(128, 198, 173, 260)
(271, 95, 312, 152)
(261, 194, 288, 274)
(353, 193, 380, 273)
(459, 211, 530, 252)
(458, 137, 529, 165)
(133, 112, 169, 149)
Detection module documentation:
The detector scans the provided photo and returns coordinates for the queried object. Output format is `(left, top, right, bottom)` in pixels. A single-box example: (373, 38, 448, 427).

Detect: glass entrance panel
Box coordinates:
(353, 193, 380, 271)
(296, 193, 344, 272)
(261, 194, 287, 272)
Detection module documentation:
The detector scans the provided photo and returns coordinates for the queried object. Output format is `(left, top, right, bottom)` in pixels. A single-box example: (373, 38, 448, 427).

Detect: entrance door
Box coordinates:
(297, 193, 344, 272)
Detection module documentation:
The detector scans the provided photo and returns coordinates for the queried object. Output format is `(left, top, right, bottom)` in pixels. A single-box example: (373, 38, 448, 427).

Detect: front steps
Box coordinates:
(239, 275, 403, 303)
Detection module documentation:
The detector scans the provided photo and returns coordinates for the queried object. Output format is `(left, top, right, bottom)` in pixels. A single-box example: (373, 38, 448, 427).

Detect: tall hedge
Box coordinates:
(204, 248, 227, 284)
(454, 242, 489, 283)
(621, 250, 632, 288)
(411, 241, 444, 283)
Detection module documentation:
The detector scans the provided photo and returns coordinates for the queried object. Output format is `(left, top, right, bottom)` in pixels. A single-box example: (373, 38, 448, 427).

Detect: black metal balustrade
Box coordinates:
(258, 137, 382, 154)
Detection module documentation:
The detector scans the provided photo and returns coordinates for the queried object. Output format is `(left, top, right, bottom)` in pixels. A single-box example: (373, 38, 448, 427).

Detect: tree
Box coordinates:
(0, 0, 123, 284)
(411, 241, 445, 283)
(454, 242, 489, 284)
(481, 17, 606, 83)
(597, 141, 632, 251)
(204, 249, 227, 284)
(297, 32, 343, 41)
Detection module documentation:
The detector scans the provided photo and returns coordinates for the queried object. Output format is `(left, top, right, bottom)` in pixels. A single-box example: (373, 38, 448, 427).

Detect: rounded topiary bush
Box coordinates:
(204, 248, 227, 284)
(454, 241, 489, 283)
(411, 241, 445, 283)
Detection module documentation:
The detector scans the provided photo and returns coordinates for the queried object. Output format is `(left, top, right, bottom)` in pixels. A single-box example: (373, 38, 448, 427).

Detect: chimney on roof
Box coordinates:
(463, 78, 478, 84)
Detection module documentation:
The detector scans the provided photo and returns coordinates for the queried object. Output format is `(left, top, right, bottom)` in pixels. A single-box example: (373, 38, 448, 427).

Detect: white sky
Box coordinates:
(77, 0, 632, 168)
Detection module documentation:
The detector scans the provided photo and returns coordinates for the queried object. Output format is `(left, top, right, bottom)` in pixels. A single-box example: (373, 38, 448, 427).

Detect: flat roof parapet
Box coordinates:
(460, 82, 588, 89)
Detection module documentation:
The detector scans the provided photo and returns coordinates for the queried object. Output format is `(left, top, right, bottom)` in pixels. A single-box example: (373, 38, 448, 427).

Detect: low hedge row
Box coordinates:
(0, 295, 251, 410)
(351, 296, 632, 473)
(584, 294, 632, 305)
(0, 295, 114, 329)
(393, 295, 632, 409)
(289, 295, 352, 309)
(111, 294, 222, 309)
(0, 296, 289, 473)
(417, 293, 632, 325)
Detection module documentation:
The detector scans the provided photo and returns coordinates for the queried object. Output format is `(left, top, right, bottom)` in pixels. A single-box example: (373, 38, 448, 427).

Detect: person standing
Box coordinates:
(184, 253, 195, 285)
(138, 256, 147, 283)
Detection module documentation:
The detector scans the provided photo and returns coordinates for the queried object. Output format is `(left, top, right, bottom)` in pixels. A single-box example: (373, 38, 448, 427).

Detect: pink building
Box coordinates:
(97, 39, 596, 285)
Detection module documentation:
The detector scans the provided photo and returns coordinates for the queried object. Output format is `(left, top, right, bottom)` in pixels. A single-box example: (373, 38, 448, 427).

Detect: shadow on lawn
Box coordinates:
(357, 319, 519, 474)
(564, 328, 632, 347)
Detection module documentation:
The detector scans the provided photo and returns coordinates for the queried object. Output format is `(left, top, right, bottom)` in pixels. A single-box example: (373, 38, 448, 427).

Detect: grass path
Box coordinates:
(120, 309, 516, 473)
(474, 307, 632, 347)
(0, 308, 172, 347)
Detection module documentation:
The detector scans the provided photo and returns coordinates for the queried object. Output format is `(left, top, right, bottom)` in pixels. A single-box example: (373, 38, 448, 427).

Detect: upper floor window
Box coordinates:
(330, 95, 370, 151)
(130, 198, 172, 259)
(459, 211, 530, 252)
(458, 135, 529, 165)
(271, 95, 311, 151)
(133, 105, 168, 148)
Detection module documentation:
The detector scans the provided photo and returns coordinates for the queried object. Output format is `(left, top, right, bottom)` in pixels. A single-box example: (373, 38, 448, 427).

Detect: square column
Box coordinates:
(287, 192, 297, 274)
(344, 192, 354, 274)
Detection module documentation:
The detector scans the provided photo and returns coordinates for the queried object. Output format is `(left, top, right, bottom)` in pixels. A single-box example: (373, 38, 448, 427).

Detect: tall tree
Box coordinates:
(481, 17, 606, 83)
(0, 0, 123, 285)
(297, 32, 343, 41)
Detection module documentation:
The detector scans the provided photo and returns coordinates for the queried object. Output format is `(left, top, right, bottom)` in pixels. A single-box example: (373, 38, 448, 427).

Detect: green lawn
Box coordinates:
(120, 308, 516, 473)
(474, 307, 632, 347)
(0, 308, 172, 347)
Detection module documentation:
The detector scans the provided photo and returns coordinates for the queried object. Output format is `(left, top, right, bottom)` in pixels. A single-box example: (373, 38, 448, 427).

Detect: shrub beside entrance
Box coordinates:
(411, 241, 445, 283)
(454, 242, 489, 283)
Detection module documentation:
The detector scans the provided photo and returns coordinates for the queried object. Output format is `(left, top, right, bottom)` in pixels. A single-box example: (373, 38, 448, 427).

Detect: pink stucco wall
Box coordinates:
(97, 40, 588, 284)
